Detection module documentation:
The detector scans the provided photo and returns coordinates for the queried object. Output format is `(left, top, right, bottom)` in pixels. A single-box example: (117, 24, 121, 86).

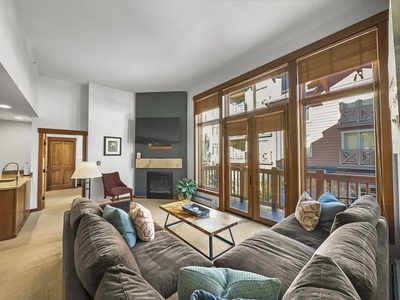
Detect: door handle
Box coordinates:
(249, 174, 252, 185)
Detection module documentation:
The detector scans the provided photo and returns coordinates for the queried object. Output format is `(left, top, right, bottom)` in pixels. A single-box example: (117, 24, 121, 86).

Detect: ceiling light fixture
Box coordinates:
(0, 104, 11, 109)
(14, 116, 23, 120)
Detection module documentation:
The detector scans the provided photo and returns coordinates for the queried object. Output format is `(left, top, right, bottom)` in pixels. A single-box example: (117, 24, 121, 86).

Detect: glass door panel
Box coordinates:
(226, 119, 251, 217)
(254, 112, 285, 223)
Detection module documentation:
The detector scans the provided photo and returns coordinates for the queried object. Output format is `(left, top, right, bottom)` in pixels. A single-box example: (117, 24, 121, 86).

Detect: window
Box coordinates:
(195, 93, 220, 191)
(300, 30, 378, 202)
(306, 134, 312, 157)
(193, 15, 392, 236)
(224, 68, 289, 116)
(305, 106, 311, 122)
(341, 130, 375, 166)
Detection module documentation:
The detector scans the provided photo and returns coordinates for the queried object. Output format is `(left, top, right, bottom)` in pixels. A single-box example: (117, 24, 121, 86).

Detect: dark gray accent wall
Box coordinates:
(135, 91, 187, 197)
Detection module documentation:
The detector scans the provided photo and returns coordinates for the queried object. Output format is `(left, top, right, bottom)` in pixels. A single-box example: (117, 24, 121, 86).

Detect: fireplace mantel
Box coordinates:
(136, 158, 182, 169)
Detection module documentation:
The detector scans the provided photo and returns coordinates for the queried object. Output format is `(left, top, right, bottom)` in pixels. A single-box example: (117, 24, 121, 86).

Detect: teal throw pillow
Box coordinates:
(178, 266, 281, 300)
(103, 205, 137, 248)
(318, 192, 347, 232)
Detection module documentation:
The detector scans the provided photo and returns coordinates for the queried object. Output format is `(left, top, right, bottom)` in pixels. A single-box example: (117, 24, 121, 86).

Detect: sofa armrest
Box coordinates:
(62, 211, 91, 300)
(98, 199, 131, 213)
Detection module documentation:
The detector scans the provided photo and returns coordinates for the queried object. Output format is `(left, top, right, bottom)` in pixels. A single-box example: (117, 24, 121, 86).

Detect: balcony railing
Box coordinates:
(339, 103, 373, 126)
(340, 149, 375, 166)
(201, 165, 375, 207)
(306, 169, 375, 205)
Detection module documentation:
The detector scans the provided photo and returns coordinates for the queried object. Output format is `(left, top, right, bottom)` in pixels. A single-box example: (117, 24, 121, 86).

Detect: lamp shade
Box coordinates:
(71, 162, 102, 179)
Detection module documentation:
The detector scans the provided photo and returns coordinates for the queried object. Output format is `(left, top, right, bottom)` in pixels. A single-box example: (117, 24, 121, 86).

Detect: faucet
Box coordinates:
(2, 162, 20, 182)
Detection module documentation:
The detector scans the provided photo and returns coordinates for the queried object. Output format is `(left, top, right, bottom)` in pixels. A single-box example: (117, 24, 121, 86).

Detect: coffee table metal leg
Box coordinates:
(164, 213, 183, 228)
(209, 236, 213, 260)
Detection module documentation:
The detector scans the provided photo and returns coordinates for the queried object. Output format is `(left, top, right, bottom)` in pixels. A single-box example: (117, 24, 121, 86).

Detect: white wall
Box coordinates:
(87, 83, 135, 201)
(0, 120, 32, 171)
(0, 1, 38, 112)
(30, 76, 88, 208)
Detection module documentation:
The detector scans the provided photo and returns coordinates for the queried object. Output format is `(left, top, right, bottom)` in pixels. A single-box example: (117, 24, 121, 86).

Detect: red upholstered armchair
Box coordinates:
(101, 172, 133, 201)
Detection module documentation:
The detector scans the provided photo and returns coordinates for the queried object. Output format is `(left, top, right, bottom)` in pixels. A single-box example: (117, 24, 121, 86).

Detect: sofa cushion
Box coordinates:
(129, 203, 155, 241)
(70, 197, 103, 234)
(75, 213, 141, 297)
(214, 229, 315, 299)
(178, 266, 281, 300)
(331, 195, 380, 233)
(94, 264, 164, 300)
(295, 192, 321, 231)
(131, 229, 213, 299)
(103, 204, 137, 248)
(271, 214, 329, 249)
(317, 192, 347, 232)
(282, 254, 361, 300)
(316, 222, 377, 300)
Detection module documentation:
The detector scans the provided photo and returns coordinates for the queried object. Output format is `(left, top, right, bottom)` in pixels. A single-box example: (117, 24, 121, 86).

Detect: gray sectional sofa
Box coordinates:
(62, 198, 212, 300)
(63, 195, 389, 300)
(214, 195, 390, 300)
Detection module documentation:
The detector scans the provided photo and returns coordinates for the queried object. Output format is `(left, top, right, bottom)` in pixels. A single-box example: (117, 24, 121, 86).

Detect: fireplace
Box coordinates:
(147, 171, 173, 199)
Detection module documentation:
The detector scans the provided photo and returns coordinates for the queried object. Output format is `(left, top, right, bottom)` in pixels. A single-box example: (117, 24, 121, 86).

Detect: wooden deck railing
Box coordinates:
(201, 166, 375, 208)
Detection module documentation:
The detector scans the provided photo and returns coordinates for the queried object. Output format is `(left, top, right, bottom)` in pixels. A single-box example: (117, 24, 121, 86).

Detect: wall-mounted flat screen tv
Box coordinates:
(135, 117, 180, 144)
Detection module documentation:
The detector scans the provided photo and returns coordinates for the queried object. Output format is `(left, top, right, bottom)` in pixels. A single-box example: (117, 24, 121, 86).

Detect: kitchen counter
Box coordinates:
(0, 175, 31, 190)
(0, 176, 31, 241)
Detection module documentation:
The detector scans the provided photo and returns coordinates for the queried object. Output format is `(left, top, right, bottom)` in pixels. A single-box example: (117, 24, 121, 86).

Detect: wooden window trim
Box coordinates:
(192, 11, 393, 241)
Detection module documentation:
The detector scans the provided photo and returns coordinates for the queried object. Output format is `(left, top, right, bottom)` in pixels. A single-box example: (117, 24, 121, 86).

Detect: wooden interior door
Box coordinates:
(47, 137, 76, 191)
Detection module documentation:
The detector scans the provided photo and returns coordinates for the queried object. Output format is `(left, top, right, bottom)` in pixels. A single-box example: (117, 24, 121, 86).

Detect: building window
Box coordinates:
(306, 133, 312, 157)
(341, 130, 375, 166)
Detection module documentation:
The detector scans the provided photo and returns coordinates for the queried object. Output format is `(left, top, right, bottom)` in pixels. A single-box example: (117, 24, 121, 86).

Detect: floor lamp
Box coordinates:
(71, 162, 102, 198)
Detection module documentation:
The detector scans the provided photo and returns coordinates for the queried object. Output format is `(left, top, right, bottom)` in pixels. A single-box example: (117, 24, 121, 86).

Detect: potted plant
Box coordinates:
(175, 177, 197, 200)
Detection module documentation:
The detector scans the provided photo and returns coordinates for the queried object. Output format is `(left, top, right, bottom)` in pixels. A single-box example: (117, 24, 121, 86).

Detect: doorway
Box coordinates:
(47, 137, 76, 191)
(225, 110, 286, 225)
(37, 128, 87, 210)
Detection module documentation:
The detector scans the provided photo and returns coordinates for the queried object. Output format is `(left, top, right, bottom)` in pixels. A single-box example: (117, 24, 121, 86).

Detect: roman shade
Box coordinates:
(297, 29, 377, 84)
(195, 93, 219, 115)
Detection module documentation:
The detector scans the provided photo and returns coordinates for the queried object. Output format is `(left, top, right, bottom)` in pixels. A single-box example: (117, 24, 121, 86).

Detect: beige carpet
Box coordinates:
(0, 189, 268, 300)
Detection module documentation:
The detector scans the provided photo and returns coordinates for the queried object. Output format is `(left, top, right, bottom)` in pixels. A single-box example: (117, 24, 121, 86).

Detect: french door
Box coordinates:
(225, 110, 286, 225)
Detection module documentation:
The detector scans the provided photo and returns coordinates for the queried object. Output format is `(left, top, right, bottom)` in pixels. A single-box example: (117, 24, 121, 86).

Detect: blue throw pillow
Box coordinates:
(318, 192, 347, 232)
(191, 290, 255, 300)
(103, 205, 137, 248)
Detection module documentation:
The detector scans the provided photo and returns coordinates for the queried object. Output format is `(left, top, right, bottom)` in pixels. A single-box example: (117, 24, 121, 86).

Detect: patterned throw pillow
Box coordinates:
(295, 192, 321, 231)
(129, 203, 155, 242)
(178, 266, 281, 300)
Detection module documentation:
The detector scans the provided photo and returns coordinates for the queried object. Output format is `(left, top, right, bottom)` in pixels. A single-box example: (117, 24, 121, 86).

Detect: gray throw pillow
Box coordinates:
(282, 254, 361, 300)
(94, 264, 163, 300)
(69, 197, 103, 233)
(316, 222, 377, 300)
(74, 213, 141, 297)
(331, 194, 380, 233)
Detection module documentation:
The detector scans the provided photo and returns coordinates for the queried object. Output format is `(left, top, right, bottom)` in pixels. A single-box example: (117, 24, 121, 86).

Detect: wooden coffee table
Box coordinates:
(159, 200, 242, 260)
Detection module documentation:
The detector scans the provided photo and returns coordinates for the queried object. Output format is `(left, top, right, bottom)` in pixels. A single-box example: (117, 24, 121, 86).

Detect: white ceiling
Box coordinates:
(1, 0, 389, 122)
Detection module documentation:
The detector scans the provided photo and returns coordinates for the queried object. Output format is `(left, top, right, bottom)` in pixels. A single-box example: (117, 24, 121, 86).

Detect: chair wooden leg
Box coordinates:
(130, 192, 133, 202)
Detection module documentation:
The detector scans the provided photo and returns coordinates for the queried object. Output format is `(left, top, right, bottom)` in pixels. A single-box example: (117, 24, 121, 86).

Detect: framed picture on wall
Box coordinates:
(104, 136, 122, 156)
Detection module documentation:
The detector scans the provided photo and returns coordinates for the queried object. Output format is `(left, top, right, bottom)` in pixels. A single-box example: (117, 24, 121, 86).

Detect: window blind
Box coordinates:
(297, 29, 377, 84)
(195, 93, 219, 115)
(255, 112, 285, 133)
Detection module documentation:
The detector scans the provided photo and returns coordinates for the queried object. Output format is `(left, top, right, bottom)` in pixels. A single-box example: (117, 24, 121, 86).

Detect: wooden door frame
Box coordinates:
(224, 117, 254, 219)
(37, 128, 87, 210)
